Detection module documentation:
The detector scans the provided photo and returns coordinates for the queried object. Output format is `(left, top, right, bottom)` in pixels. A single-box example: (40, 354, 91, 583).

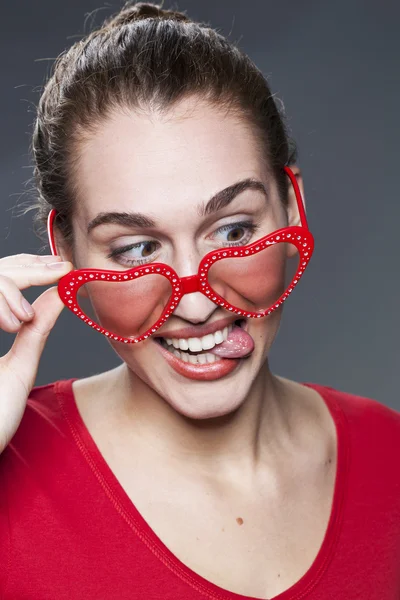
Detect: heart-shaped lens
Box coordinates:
(74, 271, 173, 340)
(207, 241, 300, 316)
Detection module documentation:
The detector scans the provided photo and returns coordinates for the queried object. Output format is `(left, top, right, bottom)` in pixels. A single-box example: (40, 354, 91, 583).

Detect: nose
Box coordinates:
(171, 251, 217, 323)
(173, 289, 216, 324)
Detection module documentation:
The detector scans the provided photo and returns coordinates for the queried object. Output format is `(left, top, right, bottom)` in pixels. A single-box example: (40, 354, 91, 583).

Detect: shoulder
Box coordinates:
(306, 382, 400, 452)
(27, 378, 71, 419)
(2, 379, 76, 457)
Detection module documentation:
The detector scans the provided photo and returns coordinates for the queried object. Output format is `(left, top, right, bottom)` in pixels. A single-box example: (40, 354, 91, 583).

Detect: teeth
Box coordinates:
(214, 330, 224, 344)
(185, 352, 219, 364)
(159, 338, 222, 364)
(158, 323, 240, 365)
(178, 338, 189, 351)
(188, 337, 203, 352)
(169, 324, 233, 353)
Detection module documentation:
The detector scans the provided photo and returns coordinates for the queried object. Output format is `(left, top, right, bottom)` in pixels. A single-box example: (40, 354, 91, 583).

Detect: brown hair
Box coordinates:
(24, 1, 297, 250)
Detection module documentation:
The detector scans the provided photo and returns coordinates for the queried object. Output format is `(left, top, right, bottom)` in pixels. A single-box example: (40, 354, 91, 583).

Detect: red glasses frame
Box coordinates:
(47, 166, 314, 344)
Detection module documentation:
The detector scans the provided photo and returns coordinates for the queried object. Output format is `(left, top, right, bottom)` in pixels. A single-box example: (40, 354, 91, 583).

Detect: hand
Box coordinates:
(0, 254, 73, 453)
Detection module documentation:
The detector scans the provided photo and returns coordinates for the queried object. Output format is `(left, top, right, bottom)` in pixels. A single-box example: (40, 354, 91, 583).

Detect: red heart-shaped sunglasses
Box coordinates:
(47, 166, 314, 344)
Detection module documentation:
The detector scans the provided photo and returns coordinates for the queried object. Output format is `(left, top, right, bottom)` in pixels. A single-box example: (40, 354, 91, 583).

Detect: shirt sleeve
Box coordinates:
(0, 462, 10, 595)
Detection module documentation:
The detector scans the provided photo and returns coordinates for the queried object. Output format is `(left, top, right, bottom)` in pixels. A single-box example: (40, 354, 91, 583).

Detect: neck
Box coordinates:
(104, 362, 300, 479)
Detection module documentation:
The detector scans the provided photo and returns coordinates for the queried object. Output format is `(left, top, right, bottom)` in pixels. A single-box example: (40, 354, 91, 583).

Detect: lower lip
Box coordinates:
(153, 339, 242, 381)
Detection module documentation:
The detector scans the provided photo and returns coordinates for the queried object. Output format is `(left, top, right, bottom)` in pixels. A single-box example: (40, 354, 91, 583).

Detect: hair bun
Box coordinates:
(104, 2, 191, 28)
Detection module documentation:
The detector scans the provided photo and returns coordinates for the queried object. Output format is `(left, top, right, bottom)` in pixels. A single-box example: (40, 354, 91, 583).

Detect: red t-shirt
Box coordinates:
(0, 378, 399, 599)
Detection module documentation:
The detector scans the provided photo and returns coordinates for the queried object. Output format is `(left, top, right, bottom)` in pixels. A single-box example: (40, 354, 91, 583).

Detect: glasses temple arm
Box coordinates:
(284, 166, 309, 230)
(47, 209, 58, 256)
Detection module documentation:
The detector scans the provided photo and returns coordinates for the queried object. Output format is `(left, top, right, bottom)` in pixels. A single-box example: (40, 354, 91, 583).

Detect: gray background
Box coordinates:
(1, 1, 399, 410)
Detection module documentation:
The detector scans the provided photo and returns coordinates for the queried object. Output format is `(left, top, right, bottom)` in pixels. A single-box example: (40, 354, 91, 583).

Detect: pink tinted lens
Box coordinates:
(76, 273, 173, 339)
(207, 242, 299, 315)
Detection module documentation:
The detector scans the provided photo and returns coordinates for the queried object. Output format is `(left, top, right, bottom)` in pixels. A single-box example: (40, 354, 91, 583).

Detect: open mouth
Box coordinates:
(154, 319, 246, 365)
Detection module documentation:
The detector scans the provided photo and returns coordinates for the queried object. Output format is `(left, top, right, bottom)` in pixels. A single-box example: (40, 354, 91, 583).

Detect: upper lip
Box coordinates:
(154, 316, 240, 340)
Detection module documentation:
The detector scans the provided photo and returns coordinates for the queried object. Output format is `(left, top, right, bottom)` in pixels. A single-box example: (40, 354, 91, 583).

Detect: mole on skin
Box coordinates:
(236, 517, 244, 525)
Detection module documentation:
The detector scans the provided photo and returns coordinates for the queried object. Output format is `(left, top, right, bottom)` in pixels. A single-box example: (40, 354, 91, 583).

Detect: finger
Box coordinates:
(0, 253, 62, 267)
(0, 261, 73, 290)
(0, 277, 35, 326)
(0, 291, 21, 332)
(6, 286, 65, 391)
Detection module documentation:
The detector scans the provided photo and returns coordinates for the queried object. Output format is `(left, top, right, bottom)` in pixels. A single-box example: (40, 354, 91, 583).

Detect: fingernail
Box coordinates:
(11, 313, 20, 326)
(40, 255, 61, 263)
(47, 261, 69, 269)
(21, 297, 34, 316)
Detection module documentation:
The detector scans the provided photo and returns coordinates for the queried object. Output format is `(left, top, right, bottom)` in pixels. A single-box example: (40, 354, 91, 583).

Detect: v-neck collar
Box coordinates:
(56, 378, 349, 600)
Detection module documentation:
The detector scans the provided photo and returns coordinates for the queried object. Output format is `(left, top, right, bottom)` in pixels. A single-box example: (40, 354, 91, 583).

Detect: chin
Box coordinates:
(110, 312, 280, 418)
(162, 387, 249, 421)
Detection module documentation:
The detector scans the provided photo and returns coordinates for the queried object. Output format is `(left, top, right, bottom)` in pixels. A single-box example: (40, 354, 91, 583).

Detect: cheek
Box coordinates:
(208, 243, 296, 312)
(78, 276, 172, 338)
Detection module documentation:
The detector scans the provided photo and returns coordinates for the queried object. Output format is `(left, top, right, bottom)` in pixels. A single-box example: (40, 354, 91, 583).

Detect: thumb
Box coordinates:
(7, 286, 65, 390)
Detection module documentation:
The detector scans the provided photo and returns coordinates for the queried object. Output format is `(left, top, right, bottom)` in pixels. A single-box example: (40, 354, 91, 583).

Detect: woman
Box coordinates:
(0, 2, 399, 598)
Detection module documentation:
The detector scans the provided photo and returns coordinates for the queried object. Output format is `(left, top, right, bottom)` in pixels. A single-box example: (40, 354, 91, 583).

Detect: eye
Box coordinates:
(214, 220, 260, 246)
(107, 240, 160, 266)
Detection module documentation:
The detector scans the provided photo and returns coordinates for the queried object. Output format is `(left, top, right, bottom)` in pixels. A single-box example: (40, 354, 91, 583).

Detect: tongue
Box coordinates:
(210, 324, 254, 359)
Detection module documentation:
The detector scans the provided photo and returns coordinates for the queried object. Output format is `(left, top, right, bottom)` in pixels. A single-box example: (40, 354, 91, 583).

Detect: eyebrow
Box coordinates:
(86, 178, 268, 235)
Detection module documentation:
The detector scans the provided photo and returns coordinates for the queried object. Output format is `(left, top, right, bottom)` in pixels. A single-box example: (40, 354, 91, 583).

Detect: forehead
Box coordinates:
(74, 98, 268, 225)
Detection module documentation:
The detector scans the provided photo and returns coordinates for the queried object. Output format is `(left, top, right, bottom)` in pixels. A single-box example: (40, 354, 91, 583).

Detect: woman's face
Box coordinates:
(67, 97, 302, 419)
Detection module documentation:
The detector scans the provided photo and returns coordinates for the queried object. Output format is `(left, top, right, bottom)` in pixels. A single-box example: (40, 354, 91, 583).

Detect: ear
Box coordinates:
(285, 165, 306, 259)
(51, 221, 89, 298)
